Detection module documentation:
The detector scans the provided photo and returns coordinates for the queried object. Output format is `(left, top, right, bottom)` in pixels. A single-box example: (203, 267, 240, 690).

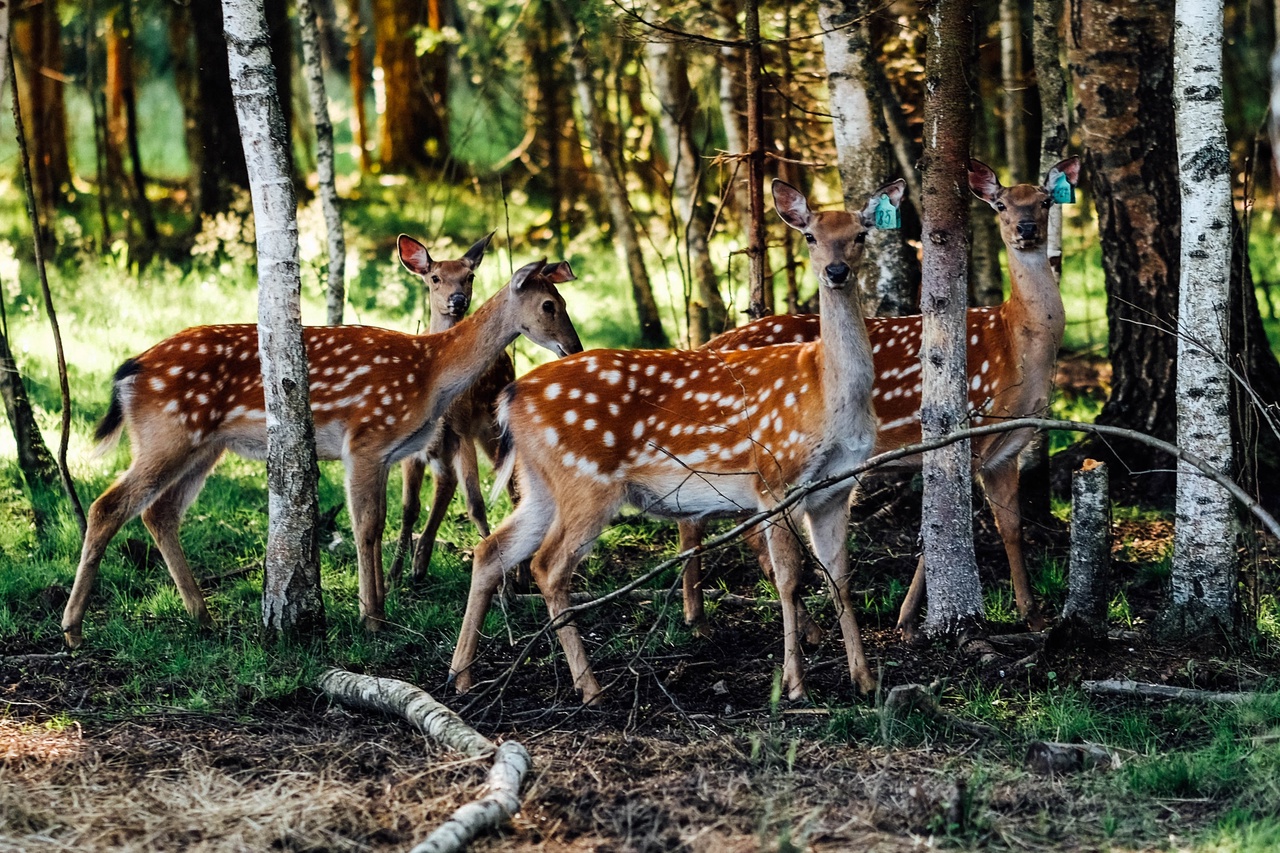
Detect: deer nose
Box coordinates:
(447, 293, 470, 314)
(826, 262, 851, 284)
(1016, 222, 1038, 240)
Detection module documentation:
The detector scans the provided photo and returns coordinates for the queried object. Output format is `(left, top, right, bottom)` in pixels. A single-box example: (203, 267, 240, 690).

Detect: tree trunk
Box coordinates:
(919, 0, 982, 637)
(1167, 0, 1237, 638)
(1064, 0, 1181, 498)
(999, 0, 1029, 183)
(1032, 0, 1069, 271)
(223, 0, 325, 637)
(191, 0, 251, 216)
(818, 0, 919, 317)
(13, 0, 70, 225)
(373, 0, 450, 173)
(743, 0, 769, 320)
(645, 40, 729, 344)
(345, 0, 372, 174)
(114, 0, 158, 250)
(166, 2, 207, 217)
(300, 0, 347, 326)
(716, 0, 748, 228)
(969, 102, 1004, 306)
(551, 0, 667, 347)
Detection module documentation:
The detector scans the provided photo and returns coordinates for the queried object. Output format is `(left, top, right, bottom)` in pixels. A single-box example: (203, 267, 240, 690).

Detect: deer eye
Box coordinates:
(995, 202, 1007, 213)
(431, 275, 441, 283)
(1041, 198, 1053, 208)
(854, 231, 867, 244)
(542, 300, 556, 315)
(803, 233, 816, 244)
(466, 274, 475, 284)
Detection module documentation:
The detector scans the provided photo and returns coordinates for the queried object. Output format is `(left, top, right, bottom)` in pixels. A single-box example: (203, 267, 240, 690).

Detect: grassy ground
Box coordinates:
(1, 169, 1279, 849)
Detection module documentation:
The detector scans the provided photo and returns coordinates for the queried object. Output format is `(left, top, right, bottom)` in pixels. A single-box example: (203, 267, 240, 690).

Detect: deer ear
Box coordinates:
(463, 231, 495, 270)
(968, 159, 1002, 205)
(510, 259, 547, 292)
(772, 180, 813, 232)
(398, 234, 433, 275)
(1044, 156, 1081, 192)
(543, 261, 576, 283)
(859, 179, 906, 226)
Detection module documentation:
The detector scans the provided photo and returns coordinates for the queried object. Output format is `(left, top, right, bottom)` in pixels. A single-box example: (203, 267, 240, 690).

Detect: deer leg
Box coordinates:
(63, 448, 199, 647)
(346, 457, 390, 629)
(139, 445, 224, 629)
(531, 506, 611, 705)
(979, 462, 1045, 630)
(678, 520, 712, 637)
(456, 436, 490, 538)
(450, 484, 553, 694)
(748, 522, 824, 646)
(390, 454, 426, 584)
(761, 516, 810, 701)
(896, 557, 928, 645)
(804, 497, 875, 694)
(411, 451, 458, 581)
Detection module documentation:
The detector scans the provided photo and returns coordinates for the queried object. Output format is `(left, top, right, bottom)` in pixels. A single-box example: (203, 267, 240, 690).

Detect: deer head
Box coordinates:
(398, 232, 495, 321)
(504, 259, 583, 358)
(969, 157, 1081, 252)
(772, 179, 907, 288)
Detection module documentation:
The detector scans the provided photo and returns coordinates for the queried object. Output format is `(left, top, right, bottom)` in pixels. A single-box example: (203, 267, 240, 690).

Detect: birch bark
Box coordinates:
(299, 0, 347, 325)
(919, 0, 982, 636)
(1169, 0, 1236, 636)
(223, 0, 325, 635)
(817, 0, 917, 317)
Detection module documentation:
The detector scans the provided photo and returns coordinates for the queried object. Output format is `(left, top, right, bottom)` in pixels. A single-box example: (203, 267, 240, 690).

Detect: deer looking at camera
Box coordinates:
(449, 179, 905, 704)
(62, 258, 583, 648)
(388, 233, 518, 584)
(678, 157, 1081, 640)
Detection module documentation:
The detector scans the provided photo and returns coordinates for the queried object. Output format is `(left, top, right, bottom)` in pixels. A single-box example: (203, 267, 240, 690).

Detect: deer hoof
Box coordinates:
(62, 627, 83, 650)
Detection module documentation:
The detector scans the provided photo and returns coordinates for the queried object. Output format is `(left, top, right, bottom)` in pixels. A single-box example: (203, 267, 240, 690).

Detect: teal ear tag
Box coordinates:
(873, 194, 901, 230)
(1051, 172, 1076, 204)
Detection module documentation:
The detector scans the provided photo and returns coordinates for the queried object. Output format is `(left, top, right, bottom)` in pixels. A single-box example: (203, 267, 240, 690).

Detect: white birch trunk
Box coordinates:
(817, 0, 916, 317)
(1170, 0, 1236, 635)
(224, 0, 325, 634)
(920, 0, 983, 636)
(1032, 0, 1069, 271)
(299, 0, 347, 326)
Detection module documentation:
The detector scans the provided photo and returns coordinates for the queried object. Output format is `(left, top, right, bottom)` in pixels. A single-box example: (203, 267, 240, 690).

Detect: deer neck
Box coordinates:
(814, 279, 876, 428)
(421, 287, 516, 416)
(428, 310, 462, 335)
(1001, 246, 1064, 406)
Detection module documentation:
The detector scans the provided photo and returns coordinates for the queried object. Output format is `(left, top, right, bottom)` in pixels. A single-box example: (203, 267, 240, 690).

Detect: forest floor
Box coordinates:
(2, 361, 1279, 851)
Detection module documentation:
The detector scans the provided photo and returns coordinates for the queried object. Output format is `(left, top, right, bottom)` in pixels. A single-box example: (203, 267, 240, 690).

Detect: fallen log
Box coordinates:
(1024, 741, 1120, 775)
(1081, 679, 1262, 705)
(318, 668, 530, 853)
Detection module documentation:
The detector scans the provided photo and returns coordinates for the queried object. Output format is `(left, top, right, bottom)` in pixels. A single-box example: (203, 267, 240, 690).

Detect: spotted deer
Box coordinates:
(449, 179, 905, 704)
(678, 157, 1081, 640)
(388, 233, 518, 583)
(61, 258, 583, 648)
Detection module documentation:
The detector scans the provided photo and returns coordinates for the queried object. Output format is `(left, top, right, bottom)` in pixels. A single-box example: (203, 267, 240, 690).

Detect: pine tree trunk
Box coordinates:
(1064, 0, 1180, 497)
(373, 0, 450, 173)
(645, 40, 729, 343)
(223, 0, 325, 638)
(191, 0, 251, 215)
(299, 0, 347, 326)
(345, 0, 372, 174)
(1167, 0, 1237, 638)
(13, 0, 70, 224)
(919, 0, 983, 637)
(551, 0, 667, 347)
(818, 0, 919, 317)
(969, 102, 1004, 306)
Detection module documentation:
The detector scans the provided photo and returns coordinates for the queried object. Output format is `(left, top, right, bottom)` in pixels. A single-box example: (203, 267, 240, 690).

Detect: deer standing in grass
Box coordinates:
(62, 258, 582, 647)
(678, 157, 1080, 640)
(388, 233, 517, 583)
(449, 179, 905, 704)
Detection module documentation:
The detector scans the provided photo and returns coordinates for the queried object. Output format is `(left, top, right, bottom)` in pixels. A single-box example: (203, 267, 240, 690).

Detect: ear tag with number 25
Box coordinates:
(1052, 172, 1076, 204)
(874, 194, 901, 230)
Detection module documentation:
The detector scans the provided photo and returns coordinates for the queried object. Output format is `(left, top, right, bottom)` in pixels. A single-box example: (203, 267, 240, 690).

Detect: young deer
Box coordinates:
(388, 233, 517, 583)
(449, 179, 905, 704)
(62, 258, 582, 648)
(678, 157, 1081, 640)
